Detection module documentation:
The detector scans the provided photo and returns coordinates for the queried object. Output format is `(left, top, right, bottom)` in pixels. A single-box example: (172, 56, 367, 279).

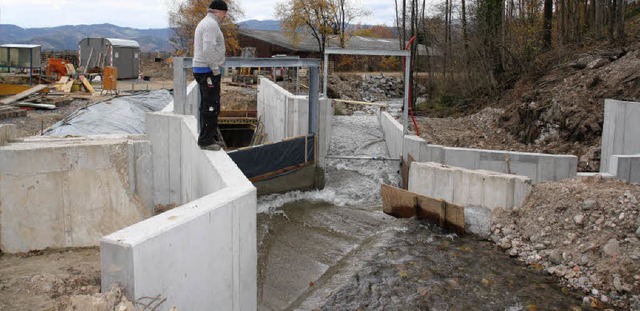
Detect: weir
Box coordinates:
(0, 51, 638, 310)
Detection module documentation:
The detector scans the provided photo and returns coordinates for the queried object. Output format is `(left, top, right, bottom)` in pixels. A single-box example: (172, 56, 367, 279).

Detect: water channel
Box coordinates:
(256, 107, 590, 310)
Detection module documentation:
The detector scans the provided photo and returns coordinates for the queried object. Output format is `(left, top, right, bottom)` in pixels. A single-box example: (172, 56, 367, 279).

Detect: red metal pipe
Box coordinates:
(402, 35, 420, 137)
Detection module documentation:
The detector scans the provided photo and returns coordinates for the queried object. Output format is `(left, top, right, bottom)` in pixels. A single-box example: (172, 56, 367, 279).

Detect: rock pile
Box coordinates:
(491, 176, 640, 310)
(357, 74, 404, 102)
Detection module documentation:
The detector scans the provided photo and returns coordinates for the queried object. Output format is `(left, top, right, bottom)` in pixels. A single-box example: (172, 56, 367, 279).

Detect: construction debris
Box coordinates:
(0, 84, 48, 105)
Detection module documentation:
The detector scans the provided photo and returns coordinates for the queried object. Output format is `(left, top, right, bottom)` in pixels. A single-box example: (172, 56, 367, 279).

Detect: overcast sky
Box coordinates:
(0, 0, 396, 29)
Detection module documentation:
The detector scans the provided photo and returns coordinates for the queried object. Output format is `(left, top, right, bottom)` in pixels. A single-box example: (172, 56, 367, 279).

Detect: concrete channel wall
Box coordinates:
(600, 99, 640, 183)
(101, 111, 257, 310)
(409, 162, 532, 236)
(380, 112, 578, 183)
(0, 132, 152, 253)
(257, 77, 333, 166)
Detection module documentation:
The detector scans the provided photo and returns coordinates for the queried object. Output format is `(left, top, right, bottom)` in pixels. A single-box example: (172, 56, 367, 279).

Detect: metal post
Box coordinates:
(29, 49, 33, 86)
(309, 66, 319, 135)
(402, 53, 411, 161)
(323, 53, 329, 96)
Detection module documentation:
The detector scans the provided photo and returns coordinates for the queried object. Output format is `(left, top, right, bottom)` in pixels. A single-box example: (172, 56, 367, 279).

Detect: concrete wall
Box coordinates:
(600, 99, 640, 179)
(102, 112, 257, 310)
(408, 162, 532, 236)
(0, 124, 16, 146)
(257, 77, 332, 167)
(380, 112, 578, 183)
(0, 135, 152, 253)
(610, 155, 640, 184)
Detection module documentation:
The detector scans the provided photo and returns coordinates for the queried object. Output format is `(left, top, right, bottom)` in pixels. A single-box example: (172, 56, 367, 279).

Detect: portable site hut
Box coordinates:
(78, 38, 140, 79)
(0, 44, 42, 85)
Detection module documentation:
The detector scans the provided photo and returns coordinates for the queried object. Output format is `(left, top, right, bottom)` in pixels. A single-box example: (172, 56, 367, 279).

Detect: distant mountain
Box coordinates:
(0, 21, 283, 52)
(238, 20, 281, 31)
(0, 23, 173, 52)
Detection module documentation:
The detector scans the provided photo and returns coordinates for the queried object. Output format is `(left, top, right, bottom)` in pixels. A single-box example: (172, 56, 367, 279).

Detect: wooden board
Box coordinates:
(62, 80, 74, 93)
(0, 84, 48, 105)
(65, 63, 76, 75)
(416, 195, 446, 226)
(381, 183, 465, 234)
(444, 202, 465, 234)
(78, 75, 95, 95)
(0, 84, 32, 96)
(381, 184, 416, 218)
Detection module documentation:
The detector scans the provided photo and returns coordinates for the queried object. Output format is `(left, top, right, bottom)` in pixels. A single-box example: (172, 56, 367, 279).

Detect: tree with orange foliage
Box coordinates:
(351, 25, 396, 38)
(168, 0, 243, 56)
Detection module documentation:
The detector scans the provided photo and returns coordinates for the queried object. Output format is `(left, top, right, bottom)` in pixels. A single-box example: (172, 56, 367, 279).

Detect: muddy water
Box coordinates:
(257, 111, 589, 310)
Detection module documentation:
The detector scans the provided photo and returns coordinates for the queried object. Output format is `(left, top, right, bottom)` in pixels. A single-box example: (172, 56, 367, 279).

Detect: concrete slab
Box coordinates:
(0, 138, 149, 253)
(408, 162, 532, 236)
(0, 124, 16, 145)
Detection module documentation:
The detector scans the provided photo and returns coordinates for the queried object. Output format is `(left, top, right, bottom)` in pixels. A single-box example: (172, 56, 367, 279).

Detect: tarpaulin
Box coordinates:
(228, 134, 315, 180)
(44, 90, 172, 136)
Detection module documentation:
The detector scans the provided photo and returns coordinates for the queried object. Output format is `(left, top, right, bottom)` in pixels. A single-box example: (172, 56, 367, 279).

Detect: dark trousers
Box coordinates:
(194, 72, 221, 147)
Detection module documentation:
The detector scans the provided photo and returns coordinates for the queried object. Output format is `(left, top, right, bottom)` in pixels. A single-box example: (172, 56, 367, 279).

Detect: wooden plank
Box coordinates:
(78, 75, 95, 95)
(57, 76, 70, 84)
(249, 162, 313, 183)
(444, 202, 465, 234)
(65, 63, 76, 75)
(0, 84, 31, 96)
(380, 184, 416, 218)
(416, 195, 446, 226)
(0, 84, 48, 105)
(62, 80, 74, 93)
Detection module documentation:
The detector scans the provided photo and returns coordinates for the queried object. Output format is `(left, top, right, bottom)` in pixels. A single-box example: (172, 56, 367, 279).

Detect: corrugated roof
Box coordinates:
(238, 29, 438, 56)
(0, 44, 41, 49)
(105, 38, 140, 48)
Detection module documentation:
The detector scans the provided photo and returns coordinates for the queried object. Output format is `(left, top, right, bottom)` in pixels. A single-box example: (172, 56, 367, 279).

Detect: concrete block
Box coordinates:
(130, 140, 154, 214)
(465, 205, 492, 237)
(409, 162, 454, 202)
(554, 155, 578, 181)
(0, 124, 16, 145)
(536, 155, 556, 183)
(444, 147, 479, 170)
(424, 144, 445, 163)
(479, 170, 515, 210)
(601, 99, 640, 175)
(404, 135, 423, 161)
(146, 112, 171, 205)
(507, 152, 538, 180)
(631, 157, 640, 184)
(0, 140, 148, 253)
(101, 187, 256, 311)
(513, 175, 533, 208)
(478, 151, 507, 173)
(623, 103, 640, 156)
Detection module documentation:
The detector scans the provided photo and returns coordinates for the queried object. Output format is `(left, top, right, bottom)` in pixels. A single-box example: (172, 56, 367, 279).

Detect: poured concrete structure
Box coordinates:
(600, 99, 640, 183)
(101, 108, 257, 310)
(380, 111, 578, 183)
(0, 132, 152, 253)
(408, 162, 532, 236)
(257, 77, 333, 165)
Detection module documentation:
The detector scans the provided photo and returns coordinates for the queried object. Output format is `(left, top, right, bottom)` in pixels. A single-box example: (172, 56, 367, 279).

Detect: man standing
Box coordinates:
(193, 0, 228, 151)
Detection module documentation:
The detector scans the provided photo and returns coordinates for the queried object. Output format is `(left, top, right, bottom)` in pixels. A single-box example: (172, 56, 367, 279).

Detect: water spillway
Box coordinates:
(256, 112, 589, 310)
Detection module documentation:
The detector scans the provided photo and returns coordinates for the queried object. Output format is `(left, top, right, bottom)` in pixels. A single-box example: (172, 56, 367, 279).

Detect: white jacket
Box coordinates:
(193, 12, 226, 75)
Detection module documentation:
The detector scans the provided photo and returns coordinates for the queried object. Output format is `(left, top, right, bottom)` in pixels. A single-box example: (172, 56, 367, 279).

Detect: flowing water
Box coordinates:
(256, 108, 590, 311)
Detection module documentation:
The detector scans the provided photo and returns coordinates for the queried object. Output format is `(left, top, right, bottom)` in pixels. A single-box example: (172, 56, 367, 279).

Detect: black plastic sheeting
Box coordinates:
(228, 134, 315, 179)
